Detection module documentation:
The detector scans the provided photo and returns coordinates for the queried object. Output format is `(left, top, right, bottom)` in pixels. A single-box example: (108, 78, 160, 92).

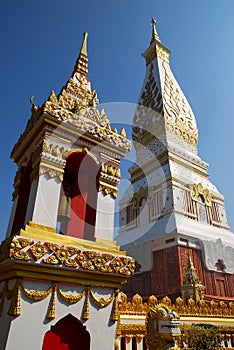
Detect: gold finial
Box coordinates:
(187, 251, 195, 269)
(74, 32, 89, 76)
(81, 31, 88, 56)
(151, 17, 161, 44)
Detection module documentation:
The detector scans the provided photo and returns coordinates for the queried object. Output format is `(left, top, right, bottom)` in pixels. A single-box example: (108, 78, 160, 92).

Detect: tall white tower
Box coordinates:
(117, 19, 234, 300)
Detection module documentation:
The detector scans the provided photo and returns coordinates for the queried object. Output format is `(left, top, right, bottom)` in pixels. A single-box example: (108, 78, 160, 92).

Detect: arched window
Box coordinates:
(42, 313, 90, 350)
(57, 151, 99, 240)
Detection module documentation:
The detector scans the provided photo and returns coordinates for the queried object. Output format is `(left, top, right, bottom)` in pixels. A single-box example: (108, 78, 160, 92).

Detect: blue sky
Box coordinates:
(1, 1, 234, 241)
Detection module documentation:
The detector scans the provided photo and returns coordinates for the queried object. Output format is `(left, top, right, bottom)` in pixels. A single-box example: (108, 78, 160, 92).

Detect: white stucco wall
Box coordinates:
(25, 174, 61, 229)
(1, 280, 116, 350)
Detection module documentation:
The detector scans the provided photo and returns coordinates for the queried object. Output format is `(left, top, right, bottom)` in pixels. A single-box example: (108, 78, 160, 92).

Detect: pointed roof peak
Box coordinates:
(73, 32, 89, 76)
(151, 17, 161, 44)
(80, 31, 88, 56)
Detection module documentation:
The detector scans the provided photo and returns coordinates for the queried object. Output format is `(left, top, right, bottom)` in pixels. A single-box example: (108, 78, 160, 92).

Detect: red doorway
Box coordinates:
(42, 314, 90, 350)
(58, 151, 99, 240)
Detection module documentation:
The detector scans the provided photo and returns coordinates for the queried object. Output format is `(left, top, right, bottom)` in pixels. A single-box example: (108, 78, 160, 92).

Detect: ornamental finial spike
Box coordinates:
(187, 251, 195, 269)
(151, 17, 161, 44)
(74, 32, 89, 76)
(81, 32, 88, 56)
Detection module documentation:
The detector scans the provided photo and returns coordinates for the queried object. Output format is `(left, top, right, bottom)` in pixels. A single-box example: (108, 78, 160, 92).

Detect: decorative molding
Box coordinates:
(21, 282, 52, 301)
(89, 288, 114, 308)
(29, 140, 66, 182)
(99, 182, 118, 199)
(0, 236, 135, 277)
(0, 279, 119, 321)
(36, 164, 64, 182)
(98, 162, 121, 198)
(101, 163, 121, 180)
(118, 292, 148, 315)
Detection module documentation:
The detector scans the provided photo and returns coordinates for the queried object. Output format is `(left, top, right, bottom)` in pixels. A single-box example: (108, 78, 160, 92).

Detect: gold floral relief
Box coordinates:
(132, 186, 154, 209)
(57, 286, 85, 304)
(190, 183, 212, 206)
(1, 237, 135, 277)
(9, 237, 33, 261)
(89, 289, 114, 308)
(21, 282, 52, 301)
(99, 182, 118, 198)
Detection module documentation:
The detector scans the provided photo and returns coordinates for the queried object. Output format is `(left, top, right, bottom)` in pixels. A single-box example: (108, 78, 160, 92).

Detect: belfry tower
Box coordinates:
(0, 33, 134, 350)
(117, 19, 234, 300)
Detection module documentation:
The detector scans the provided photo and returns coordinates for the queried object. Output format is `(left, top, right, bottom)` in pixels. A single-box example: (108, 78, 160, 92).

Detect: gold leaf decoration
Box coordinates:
(190, 183, 212, 206)
(7, 280, 22, 317)
(82, 287, 90, 320)
(2, 237, 135, 277)
(89, 289, 114, 308)
(9, 237, 33, 260)
(21, 282, 52, 301)
(110, 289, 120, 322)
(46, 283, 57, 320)
(132, 186, 154, 209)
(29, 241, 48, 260)
(57, 286, 85, 304)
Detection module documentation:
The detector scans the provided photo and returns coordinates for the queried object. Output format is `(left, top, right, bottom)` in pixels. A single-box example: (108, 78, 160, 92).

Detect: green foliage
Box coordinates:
(181, 323, 222, 350)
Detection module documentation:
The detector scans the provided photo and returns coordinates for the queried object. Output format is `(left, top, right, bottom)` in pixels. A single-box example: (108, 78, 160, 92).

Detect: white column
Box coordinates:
(6, 197, 19, 238)
(25, 174, 61, 228)
(95, 192, 115, 240)
(126, 337, 132, 350)
(137, 337, 144, 350)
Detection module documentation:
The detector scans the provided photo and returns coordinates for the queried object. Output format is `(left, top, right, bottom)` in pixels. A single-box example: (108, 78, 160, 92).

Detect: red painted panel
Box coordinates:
(67, 191, 88, 238)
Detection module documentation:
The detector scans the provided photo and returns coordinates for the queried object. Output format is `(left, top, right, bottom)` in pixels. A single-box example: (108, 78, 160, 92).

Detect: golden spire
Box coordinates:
(150, 17, 161, 44)
(187, 251, 195, 269)
(80, 31, 88, 56)
(74, 32, 88, 76)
